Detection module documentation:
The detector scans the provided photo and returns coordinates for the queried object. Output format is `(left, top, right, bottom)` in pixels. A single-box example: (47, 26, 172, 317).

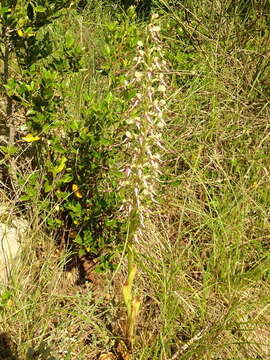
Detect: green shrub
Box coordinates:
(1, 2, 150, 270)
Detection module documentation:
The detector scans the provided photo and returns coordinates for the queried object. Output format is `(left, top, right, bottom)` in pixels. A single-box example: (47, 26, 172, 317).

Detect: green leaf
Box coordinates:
(55, 156, 67, 174)
(35, 6, 47, 13)
(0, 7, 10, 15)
(0, 146, 8, 154)
(8, 145, 18, 155)
(65, 32, 75, 48)
(61, 173, 73, 183)
(55, 190, 69, 199)
(20, 194, 30, 201)
(75, 234, 83, 245)
(79, 248, 86, 256)
(28, 172, 39, 185)
(44, 180, 53, 193)
(47, 217, 63, 229)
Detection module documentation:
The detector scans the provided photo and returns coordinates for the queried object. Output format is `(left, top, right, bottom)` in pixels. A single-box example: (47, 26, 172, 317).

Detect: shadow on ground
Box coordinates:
(0, 333, 18, 360)
(25, 342, 57, 360)
(0, 334, 57, 360)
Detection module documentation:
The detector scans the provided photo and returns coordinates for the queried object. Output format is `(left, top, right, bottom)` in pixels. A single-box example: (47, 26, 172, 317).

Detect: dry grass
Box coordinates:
(0, 226, 119, 359)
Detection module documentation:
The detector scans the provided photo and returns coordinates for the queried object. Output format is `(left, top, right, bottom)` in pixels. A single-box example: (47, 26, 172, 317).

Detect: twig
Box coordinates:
(169, 325, 211, 360)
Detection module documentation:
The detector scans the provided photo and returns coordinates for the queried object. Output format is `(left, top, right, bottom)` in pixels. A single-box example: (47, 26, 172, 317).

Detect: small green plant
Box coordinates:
(0, 289, 12, 310)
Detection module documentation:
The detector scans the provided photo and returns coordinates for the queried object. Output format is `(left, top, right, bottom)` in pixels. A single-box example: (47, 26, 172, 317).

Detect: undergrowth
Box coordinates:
(1, 0, 269, 359)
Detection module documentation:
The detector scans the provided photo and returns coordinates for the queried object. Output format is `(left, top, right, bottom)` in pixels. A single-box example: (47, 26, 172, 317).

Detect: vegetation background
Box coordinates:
(0, 0, 269, 359)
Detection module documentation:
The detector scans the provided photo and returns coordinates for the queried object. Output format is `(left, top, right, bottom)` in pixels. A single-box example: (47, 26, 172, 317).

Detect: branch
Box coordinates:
(0, 46, 4, 60)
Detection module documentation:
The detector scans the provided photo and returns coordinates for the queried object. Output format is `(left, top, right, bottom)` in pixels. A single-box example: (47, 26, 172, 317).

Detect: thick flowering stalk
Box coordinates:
(120, 14, 168, 348)
(121, 14, 167, 245)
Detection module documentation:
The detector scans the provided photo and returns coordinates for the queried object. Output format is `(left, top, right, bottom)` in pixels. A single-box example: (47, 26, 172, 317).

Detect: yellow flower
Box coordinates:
(21, 134, 40, 142)
(7, 298, 13, 307)
(17, 29, 24, 37)
(72, 184, 83, 198)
